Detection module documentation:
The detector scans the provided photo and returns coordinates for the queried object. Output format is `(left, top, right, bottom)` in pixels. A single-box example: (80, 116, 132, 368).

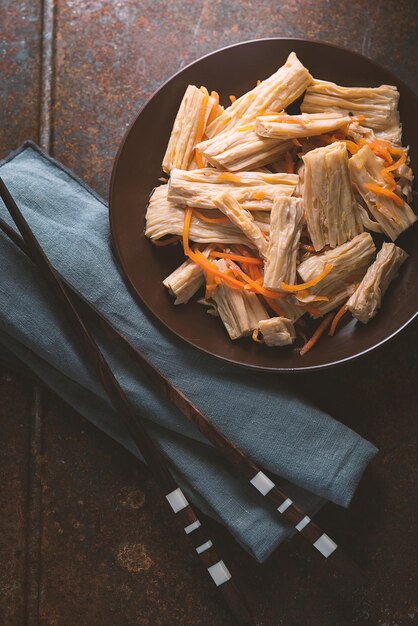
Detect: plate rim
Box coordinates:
(109, 36, 418, 373)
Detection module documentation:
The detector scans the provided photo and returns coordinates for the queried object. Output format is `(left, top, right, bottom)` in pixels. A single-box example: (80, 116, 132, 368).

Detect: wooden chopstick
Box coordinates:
(0, 193, 358, 576)
(0, 177, 253, 624)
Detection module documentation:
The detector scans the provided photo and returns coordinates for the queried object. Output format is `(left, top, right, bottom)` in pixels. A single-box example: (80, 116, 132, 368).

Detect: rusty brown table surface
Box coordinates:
(1, 1, 417, 624)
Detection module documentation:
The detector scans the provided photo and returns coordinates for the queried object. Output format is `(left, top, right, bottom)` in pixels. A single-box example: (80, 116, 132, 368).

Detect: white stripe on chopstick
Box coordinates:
(165, 487, 189, 513)
(184, 520, 201, 534)
(250, 471, 275, 495)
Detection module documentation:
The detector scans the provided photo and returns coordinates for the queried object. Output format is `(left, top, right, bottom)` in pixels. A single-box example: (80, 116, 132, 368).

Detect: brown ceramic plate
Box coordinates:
(109, 38, 417, 372)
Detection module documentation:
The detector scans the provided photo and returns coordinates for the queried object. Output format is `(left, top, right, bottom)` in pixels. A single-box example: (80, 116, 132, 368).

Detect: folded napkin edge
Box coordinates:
(0, 140, 107, 208)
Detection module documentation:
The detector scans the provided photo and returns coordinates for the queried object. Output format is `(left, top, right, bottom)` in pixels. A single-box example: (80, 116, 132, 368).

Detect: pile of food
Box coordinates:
(145, 52, 415, 355)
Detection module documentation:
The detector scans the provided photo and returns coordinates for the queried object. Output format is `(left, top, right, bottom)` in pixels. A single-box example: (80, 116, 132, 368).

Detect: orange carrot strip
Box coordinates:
(234, 245, 264, 279)
(364, 183, 403, 207)
(206, 90, 220, 126)
(209, 251, 263, 265)
(226, 260, 287, 299)
(193, 209, 230, 224)
(382, 152, 406, 174)
(151, 235, 181, 246)
(344, 140, 361, 154)
(195, 151, 205, 168)
(367, 140, 393, 164)
(217, 172, 241, 183)
(279, 264, 333, 293)
(328, 304, 349, 336)
(300, 313, 334, 356)
(252, 328, 264, 343)
(189, 249, 245, 291)
(229, 95, 236, 103)
(205, 272, 220, 298)
(182, 208, 193, 255)
(297, 289, 329, 302)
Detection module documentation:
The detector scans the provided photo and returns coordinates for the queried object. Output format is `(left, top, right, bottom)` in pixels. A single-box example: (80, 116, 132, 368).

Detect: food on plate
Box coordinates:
(162, 246, 213, 305)
(301, 80, 401, 144)
(263, 196, 304, 287)
(168, 167, 298, 210)
(144, 51, 415, 355)
(348, 145, 416, 240)
(256, 317, 296, 346)
(196, 128, 293, 171)
(347, 243, 408, 323)
(255, 112, 353, 140)
(205, 52, 312, 138)
(301, 141, 362, 251)
(213, 191, 269, 259)
(162, 85, 223, 173)
(209, 259, 268, 340)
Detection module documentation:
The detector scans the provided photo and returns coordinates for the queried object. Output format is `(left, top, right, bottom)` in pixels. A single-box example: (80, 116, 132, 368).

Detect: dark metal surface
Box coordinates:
(1, 1, 417, 624)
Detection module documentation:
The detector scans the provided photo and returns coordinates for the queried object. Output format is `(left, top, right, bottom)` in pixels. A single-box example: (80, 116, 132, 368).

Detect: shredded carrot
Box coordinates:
(279, 264, 333, 293)
(344, 140, 361, 155)
(195, 151, 205, 168)
(206, 91, 220, 126)
(217, 172, 241, 183)
(229, 95, 236, 103)
(189, 249, 246, 290)
(193, 209, 230, 224)
(382, 152, 406, 175)
(205, 272, 220, 298)
(226, 260, 287, 299)
(209, 251, 263, 265)
(284, 151, 294, 174)
(367, 140, 393, 165)
(252, 328, 264, 343)
(182, 208, 193, 255)
(300, 312, 334, 356)
(328, 304, 348, 336)
(233, 246, 264, 279)
(252, 191, 265, 200)
(364, 183, 403, 206)
(297, 290, 329, 302)
(382, 171, 397, 190)
(151, 235, 181, 246)
(194, 88, 210, 168)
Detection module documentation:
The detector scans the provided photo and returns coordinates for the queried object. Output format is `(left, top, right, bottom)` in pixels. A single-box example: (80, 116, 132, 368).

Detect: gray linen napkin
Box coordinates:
(0, 142, 377, 562)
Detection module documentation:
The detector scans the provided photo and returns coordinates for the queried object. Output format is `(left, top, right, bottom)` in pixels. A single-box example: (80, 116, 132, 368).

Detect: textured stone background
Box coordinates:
(0, 1, 417, 624)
